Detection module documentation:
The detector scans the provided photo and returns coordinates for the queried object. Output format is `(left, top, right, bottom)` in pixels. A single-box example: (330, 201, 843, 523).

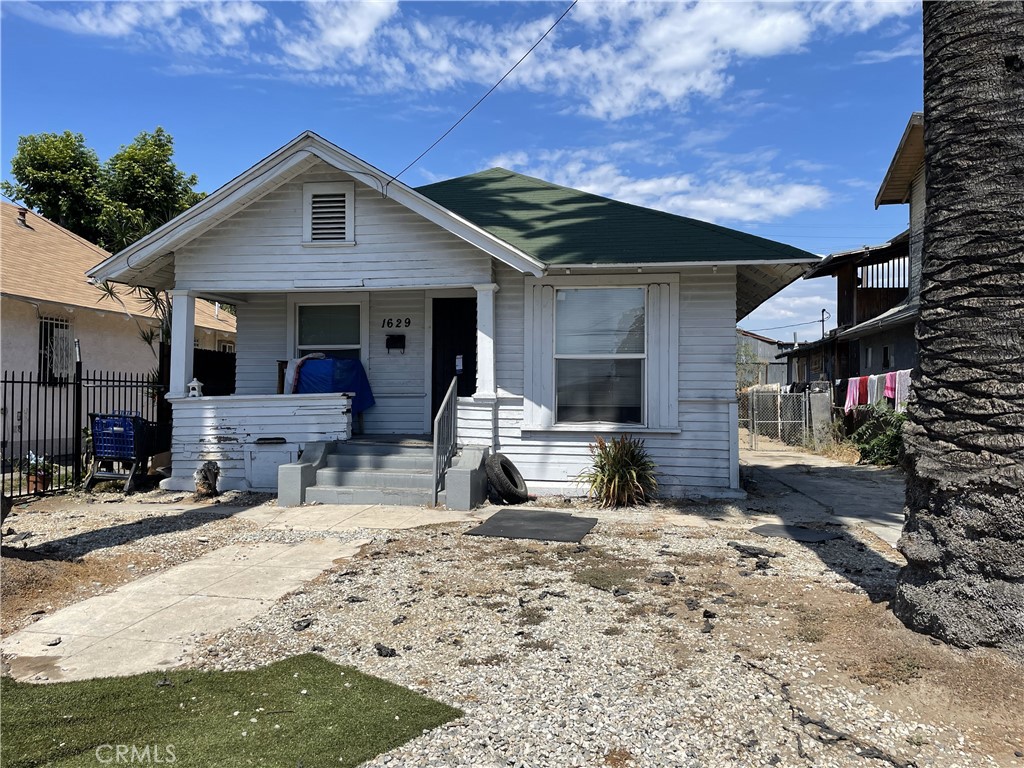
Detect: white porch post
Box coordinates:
(168, 289, 196, 399)
(474, 283, 499, 399)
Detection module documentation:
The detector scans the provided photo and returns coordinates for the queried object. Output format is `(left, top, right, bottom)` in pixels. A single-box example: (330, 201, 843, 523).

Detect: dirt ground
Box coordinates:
(3, 491, 1022, 766)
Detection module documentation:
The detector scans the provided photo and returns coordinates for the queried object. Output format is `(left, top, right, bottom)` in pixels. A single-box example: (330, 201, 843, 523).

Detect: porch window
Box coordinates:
(554, 288, 645, 424)
(297, 304, 361, 359)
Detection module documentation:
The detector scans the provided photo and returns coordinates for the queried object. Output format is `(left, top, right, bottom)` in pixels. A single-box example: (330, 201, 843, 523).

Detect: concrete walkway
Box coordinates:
(2, 504, 487, 682)
(740, 447, 906, 546)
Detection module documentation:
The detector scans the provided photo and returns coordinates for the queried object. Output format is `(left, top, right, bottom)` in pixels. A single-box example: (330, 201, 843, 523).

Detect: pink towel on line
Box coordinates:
(844, 377, 861, 414)
(884, 371, 897, 399)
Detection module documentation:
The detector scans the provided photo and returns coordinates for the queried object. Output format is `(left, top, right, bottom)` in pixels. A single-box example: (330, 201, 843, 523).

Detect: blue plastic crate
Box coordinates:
(90, 412, 145, 460)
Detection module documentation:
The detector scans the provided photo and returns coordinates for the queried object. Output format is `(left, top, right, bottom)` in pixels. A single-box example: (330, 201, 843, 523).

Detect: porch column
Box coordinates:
(474, 283, 499, 399)
(168, 289, 196, 399)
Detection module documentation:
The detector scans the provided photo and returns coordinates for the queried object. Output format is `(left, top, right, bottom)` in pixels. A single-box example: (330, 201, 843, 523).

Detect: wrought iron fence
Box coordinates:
(1, 366, 164, 499)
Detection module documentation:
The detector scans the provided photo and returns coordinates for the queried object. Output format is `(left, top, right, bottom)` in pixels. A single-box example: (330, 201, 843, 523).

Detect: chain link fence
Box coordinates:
(739, 386, 832, 450)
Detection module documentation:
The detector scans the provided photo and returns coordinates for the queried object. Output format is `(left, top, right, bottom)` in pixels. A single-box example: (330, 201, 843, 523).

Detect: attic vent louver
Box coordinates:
(310, 193, 347, 241)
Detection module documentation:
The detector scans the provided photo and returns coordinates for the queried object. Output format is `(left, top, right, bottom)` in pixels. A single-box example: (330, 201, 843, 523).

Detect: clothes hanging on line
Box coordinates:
(884, 371, 898, 400)
(844, 376, 863, 414)
(895, 369, 912, 413)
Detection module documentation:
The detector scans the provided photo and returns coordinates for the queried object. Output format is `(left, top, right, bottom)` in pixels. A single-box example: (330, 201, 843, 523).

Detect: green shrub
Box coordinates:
(851, 404, 906, 466)
(578, 435, 658, 507)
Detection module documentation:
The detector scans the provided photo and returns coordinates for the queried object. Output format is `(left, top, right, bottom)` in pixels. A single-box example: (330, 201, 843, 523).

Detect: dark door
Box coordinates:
(432, 297, 477, 419)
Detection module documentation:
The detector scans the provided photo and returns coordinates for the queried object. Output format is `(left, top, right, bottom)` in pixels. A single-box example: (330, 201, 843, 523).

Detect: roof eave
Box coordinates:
(545, 257, 820, 270)
(874, 113, 925, 208)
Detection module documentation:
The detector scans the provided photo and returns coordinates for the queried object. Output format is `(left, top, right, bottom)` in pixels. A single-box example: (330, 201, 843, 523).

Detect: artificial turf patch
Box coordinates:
(0, 653, 461, 767)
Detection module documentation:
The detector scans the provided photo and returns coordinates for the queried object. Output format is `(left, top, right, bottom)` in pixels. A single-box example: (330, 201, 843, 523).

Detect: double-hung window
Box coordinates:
(524, 275, 679, 431)
(554, 288, 645, 424)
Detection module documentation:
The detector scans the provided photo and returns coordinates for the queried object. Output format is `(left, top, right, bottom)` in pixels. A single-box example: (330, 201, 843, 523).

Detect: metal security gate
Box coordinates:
(738, 388, 811, 450)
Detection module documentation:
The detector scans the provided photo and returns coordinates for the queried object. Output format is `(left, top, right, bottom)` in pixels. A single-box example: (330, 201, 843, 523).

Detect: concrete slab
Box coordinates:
(740, 447, 906, 547)
(118, 594, 272, 641)
(1, 536, 368, 683)
(19, 591, 184, 637)
(200, 566, 326, 599)
(56, 638, 187, 680)
(118, 563, 249, 596)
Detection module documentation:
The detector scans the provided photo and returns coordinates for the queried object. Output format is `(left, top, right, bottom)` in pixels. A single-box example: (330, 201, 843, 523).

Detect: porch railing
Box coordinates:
(431, 376, 459, 507)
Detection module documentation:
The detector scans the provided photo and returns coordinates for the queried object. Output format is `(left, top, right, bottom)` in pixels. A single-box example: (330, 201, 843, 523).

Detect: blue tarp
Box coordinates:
(296, 358, 376, 414)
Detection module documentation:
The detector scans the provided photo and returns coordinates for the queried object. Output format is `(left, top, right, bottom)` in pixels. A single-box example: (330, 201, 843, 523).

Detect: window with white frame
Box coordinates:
(524, 276, 679, 431)
(38, 316, 74, 384)
(555, 287, 645, 424)
(303, 181, 354, 244)
(296, 304, 361, 359)
(220, 341, 235, 353)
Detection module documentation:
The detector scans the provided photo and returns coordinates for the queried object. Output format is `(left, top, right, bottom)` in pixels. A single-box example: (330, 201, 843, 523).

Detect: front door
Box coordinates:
(431, 297, 477, 421)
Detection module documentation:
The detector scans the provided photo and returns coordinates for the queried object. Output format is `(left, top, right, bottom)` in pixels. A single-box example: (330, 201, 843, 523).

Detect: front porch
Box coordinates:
(162, 285, 500, 500)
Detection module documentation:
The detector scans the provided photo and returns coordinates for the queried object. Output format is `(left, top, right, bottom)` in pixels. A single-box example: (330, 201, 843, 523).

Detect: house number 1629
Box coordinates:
(382, 318, 412, 328)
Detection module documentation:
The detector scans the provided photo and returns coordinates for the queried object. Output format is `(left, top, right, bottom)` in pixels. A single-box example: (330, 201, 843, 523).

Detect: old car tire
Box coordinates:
(485, 452, 529, 504)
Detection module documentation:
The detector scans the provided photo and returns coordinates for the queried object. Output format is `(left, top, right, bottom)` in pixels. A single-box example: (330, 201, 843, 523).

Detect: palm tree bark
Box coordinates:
(893, 2, 1024, 652)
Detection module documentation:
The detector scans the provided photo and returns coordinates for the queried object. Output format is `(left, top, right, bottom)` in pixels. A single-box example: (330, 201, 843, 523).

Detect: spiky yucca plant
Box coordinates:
(578, 435, 658, 508)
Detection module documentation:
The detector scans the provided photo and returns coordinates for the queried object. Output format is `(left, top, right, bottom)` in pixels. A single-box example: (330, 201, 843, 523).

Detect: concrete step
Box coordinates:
(325, 452, 434, 472)
(332, 442, 432, 458)
(315, 467, 433, 490)
(304, 485, 443, 507)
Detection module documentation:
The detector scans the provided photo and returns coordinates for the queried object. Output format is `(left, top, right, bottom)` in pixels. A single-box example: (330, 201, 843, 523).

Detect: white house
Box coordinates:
(86, 132, 816, 505)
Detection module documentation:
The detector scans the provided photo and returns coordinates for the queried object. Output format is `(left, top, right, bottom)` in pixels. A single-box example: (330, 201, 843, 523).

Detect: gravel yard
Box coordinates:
(3, 492, 1022, 768)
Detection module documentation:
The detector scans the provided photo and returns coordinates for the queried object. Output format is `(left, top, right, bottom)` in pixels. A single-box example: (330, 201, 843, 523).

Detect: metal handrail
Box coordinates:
(431, 376, 459, 506)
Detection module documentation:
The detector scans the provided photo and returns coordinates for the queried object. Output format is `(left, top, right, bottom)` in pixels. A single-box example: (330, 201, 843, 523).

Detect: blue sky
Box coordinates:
(1, 1, 923, 339)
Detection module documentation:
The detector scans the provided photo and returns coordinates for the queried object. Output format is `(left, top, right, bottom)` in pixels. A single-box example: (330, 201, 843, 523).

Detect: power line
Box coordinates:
(385, 0, 578, 190)
(746, 319, 825, 332)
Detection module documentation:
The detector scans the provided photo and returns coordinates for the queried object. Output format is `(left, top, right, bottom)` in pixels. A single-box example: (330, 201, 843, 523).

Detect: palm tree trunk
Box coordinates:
(893, 2, 1024, 652)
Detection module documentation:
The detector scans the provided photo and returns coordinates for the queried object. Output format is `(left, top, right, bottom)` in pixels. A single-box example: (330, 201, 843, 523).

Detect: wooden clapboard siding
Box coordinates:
(235, 293, 287, 395)
(174, 163, 492, 292)
(458, 265, 739, 497)
(494, 263, 525, 397)
(167, 394, 351, 491)
(680, 267, 737, 400)
(363, 290, 427, 434)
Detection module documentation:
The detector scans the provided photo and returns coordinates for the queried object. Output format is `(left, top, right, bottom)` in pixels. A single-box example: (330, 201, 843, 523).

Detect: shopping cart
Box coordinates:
(85, 412, 151, 493)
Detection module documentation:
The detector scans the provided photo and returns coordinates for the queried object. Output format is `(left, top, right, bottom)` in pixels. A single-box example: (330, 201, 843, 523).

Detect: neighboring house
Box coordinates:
(736, 329, 792, 388)
(86, 132, 816, 502)
(1, 201, 237, 377)
(783, 112, 923, 383)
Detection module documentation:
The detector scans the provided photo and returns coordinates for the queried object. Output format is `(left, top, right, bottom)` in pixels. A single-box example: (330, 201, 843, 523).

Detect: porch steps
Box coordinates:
(304, 439, 444, 507)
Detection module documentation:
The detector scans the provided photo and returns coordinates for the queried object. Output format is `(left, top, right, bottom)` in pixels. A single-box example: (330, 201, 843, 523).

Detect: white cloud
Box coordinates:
(276, 1, 399, 71)
(855, 35, 921, 64)
(10, 0, 919, 120)
(489, 145, 830, 225)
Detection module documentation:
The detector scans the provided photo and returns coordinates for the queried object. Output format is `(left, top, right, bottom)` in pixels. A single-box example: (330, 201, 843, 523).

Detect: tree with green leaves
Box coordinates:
(1, 131, 103, 243)
(2, 127, 204, 252)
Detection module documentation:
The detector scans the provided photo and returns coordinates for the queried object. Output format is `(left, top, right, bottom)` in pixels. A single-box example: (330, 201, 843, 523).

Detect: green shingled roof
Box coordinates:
(416, 167, 817, 266)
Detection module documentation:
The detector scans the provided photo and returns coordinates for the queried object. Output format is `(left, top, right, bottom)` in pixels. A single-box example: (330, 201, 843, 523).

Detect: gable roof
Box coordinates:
(875, 112, 924, 208)
(86, 132, 544, 288)
(417, 168, 818, 267)
(418, 168, 818, 321)
(1, 202, 235, 334)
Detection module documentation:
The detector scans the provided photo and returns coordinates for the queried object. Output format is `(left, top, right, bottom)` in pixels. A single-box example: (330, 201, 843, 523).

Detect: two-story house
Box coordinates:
(784, 112, 923, 383)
